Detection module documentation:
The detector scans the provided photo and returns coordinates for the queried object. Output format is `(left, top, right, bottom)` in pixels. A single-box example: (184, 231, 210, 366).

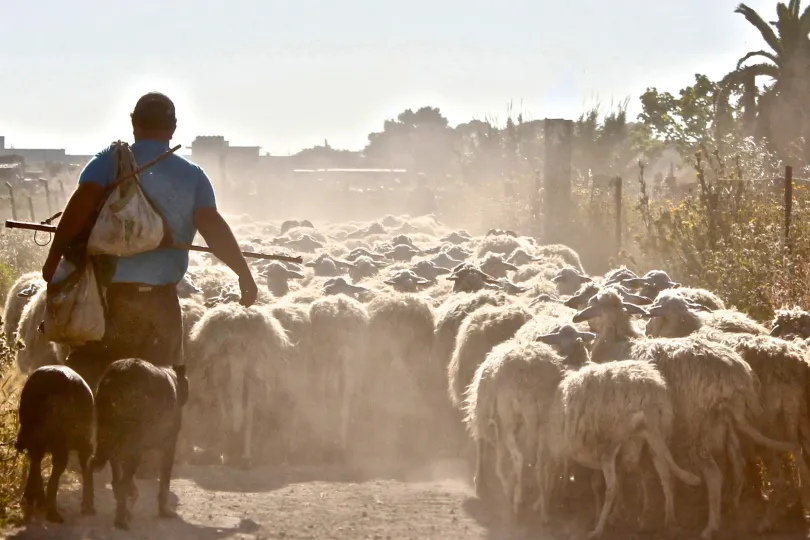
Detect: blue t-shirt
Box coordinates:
(78, 139, 216, 285)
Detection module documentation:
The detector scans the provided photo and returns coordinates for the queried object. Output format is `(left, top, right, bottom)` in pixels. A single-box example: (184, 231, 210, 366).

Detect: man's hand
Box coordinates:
(42, 251, 62, 283)
(239, 272, 258, 307)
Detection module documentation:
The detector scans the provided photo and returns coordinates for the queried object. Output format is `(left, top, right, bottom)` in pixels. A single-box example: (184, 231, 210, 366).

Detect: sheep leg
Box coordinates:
(649, 450, 675, 529)
(22, 450, 45, 519)
(591, 470, 604, 526)
(532, 441, 552, 524)
(241, 386, 253, 469)
(44, 446, 68, 523)
(696, 447, 723, 540)
(493, 438, 513, 519)
(112, 455, 140, 530)
(589, 443, 622, 539)
(158, 435, 178, 519)
(502, 426, 524, 517)
(723, 423, 745, 513)
(78, 444, 96, 516)
(758, 451, 789, 534)
(111, 458, 128, 530)
(473, 437, 489, 499)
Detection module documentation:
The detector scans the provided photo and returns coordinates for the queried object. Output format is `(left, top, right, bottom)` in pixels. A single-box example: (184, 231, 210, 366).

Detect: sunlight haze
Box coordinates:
(0, 0, 775, 155)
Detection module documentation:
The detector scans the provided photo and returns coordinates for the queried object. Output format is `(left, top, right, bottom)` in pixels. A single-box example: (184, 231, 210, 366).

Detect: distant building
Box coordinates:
(0, 136, 91, 171)
(189, 135, 261, 198)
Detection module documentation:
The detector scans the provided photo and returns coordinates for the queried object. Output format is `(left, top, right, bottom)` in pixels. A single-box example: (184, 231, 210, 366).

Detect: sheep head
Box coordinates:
(322, 277, 370, 298)
(385, 244, 422, 262)
(622, 269, 680, 300)
(446, 263, 498, 293)
(16, 283, 41, 298)
(480, 254, 518, 279)
(440, 231, 471, 245)
(572, 287, 649, 327)
(552, 267, 592, 296)
(507, 249, 534, 267)
(264, 262, 304, 296)
(410, 260, 450, 281)
(770, 306, 810, 340)
(536, 324, 595, 366)
(383, 270, 432, 293)
(642, 290, 710, 338)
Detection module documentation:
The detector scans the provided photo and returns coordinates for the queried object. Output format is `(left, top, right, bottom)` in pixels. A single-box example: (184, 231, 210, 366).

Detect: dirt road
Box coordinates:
(1, 460, 807, 540)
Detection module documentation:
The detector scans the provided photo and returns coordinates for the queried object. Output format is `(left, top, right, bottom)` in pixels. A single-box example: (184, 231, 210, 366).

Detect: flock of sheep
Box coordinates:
(5, 212, 810, 538)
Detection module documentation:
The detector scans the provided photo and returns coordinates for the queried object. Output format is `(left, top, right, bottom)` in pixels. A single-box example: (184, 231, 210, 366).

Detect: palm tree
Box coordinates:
(716, 1, 810, 161)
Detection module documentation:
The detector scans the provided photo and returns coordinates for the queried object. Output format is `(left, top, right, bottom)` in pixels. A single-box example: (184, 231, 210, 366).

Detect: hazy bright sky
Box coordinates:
(0, 0, 777, 155)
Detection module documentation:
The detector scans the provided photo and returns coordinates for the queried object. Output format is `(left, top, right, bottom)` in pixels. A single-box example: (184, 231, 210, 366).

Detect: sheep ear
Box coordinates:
(287, 270, 305, 280)
(383, 279, 397, 285)
(17, 286, 36, 298)
(573, 305, 599, 323)
(621, 277, 645, 288)
(621, 291, 653, 306)
(445, 274, 459, 281)
(622, 302, 649, 317)
(646, 305, 668, 318)
(769, 324, 782, 337)
(551, 274, 563, 283)
(536, 332, 562, 345)
(581, 275, 593, 283)
(687, 301, 712, 312)
(577, 331, 596, 343)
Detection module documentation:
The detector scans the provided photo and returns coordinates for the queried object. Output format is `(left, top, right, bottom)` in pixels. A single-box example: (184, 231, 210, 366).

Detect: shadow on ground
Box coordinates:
(181, 458, 471, 494)
(3, 478, 248, 540)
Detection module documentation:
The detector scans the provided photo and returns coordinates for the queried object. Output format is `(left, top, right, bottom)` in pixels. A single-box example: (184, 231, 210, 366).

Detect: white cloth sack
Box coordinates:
(43, 257, 106, 346)
(86, 141, 165, 257)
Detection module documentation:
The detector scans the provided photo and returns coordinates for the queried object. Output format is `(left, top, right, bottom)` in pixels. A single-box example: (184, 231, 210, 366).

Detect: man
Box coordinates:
(42, 92, 258, 395)
(407, 172, 438, 217)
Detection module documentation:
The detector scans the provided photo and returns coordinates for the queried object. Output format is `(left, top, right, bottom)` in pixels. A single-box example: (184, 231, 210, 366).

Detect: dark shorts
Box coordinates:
(65, 282, 183, 392)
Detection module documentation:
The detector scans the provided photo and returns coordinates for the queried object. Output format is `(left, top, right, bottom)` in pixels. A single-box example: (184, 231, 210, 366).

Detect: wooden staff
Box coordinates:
(4, 220, 303, 264)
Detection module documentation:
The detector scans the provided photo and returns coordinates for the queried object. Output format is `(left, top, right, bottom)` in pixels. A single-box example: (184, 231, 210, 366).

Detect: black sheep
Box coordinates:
(90, 358, 185, 530)
(15, 365, 95, 522)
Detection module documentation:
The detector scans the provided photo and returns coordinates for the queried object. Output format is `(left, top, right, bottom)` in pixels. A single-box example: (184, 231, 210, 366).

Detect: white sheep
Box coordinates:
(308, 293, 370, 460)
(15, 287, 64, 374)
(644, 290, 767, 337)
(187, 302, 292, 468)
(3, 271, 44, 343)
(447, 304, 532, 410)
(538, 360, 701, 538)
(363, 293, 437, 461)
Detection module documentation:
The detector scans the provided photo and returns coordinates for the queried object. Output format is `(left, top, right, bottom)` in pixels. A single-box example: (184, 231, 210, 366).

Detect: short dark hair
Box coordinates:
(131, 92, 176, 130)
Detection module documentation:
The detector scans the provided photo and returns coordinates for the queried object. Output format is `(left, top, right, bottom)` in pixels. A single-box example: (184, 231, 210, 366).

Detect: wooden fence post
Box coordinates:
(27, 196, 35, 222)
(58, 180, 66, 207)
(39, 179, 52, 218)
(5, 182, 16, 221)
(785, 165, 793, 251)
(614, 176, 623, 254)
(542, 119, 573, 244)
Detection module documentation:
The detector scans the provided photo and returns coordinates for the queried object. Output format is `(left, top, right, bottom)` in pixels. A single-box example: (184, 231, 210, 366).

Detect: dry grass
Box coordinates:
(0, 229, 50, 527)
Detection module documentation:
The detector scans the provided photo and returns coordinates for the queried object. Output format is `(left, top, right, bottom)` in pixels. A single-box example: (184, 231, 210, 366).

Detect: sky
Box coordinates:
(0, 0, 778, 156)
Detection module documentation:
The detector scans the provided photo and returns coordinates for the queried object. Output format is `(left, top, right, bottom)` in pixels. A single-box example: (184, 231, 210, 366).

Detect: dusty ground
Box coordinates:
(1, 460, 807, 540)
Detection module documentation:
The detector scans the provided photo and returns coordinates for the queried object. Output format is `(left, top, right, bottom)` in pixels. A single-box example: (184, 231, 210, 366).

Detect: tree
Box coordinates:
(364, 106, 458, 177)
(717, 1, 810, 162)
(638, 74, 723, 158)
(573, 100, 640, 181)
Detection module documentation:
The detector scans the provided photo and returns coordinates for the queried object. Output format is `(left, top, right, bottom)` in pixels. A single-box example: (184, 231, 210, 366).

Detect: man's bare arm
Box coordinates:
(42, 183, 107, 282)
(193, 206, 257, 306)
